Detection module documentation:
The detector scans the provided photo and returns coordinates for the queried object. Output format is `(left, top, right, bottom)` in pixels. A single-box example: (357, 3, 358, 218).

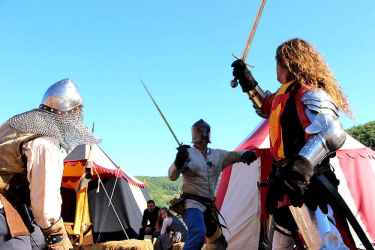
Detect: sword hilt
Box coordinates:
(230, 53, 254, 88)
(232, 53, 254, 68)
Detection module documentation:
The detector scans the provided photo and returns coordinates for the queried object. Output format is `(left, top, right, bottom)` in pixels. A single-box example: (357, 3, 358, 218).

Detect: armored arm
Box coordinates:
(298, 89, 346, 167)
(248, 88, 271, 119)
(231, 59, 271, 118)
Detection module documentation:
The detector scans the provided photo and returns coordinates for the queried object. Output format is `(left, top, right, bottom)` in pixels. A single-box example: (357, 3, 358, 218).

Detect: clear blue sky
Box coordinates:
(1, 1, 374, 176)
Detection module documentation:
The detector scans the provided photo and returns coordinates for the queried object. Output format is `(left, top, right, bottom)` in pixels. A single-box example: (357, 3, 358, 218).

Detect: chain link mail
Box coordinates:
(8, 108, 101, 153)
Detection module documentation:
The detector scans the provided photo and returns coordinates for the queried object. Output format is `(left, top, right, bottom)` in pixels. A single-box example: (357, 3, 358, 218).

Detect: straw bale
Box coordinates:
(171, 242, 207, 250)
(102, 239, 153, 250)
(171, 242, 184, 250)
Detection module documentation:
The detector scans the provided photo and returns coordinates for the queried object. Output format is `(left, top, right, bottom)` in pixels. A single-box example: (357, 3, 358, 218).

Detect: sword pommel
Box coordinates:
(230, 79, 238, 88)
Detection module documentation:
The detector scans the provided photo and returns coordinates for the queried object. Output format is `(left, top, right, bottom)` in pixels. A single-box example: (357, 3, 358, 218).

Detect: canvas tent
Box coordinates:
(62, 144, 150, 243)
(216, 119, 375, 250)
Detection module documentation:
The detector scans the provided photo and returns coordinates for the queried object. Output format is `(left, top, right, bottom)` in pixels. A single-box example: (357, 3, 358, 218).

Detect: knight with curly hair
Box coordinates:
(232, 38, 353, 249)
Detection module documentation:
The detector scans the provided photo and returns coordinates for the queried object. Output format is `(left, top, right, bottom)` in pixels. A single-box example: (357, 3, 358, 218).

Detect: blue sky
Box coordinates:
(1, 1, 374, 176)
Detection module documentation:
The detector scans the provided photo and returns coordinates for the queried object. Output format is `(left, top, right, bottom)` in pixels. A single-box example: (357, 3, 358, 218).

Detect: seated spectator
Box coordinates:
(139, 200, 160, 240)
(154, 207, 188, 250)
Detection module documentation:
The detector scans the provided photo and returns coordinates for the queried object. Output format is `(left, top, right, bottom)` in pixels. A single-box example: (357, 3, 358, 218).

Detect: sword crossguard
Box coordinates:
(230, 53, 254, 88)
(231, 53, 254, 68)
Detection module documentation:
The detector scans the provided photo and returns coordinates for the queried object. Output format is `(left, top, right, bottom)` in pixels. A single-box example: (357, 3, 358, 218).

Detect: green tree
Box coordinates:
(135, 176, 183, 208)
(345, 121, 375, 150)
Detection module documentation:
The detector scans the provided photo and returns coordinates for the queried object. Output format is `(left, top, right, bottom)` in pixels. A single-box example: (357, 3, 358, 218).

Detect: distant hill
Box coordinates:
(135, 176, 183, 208)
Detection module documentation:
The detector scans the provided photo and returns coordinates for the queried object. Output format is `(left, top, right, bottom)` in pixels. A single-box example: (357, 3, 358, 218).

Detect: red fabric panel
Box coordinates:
(235, 120, 270, 151)
(63, 160, 147, 188)
(259, 150, 273, 224)
(260, 93, 276, 116)
(217, 120, 270, 211)
(337, 149, 375, 243)
(216, 165, 233, 211)
(293, 84, 312, 141)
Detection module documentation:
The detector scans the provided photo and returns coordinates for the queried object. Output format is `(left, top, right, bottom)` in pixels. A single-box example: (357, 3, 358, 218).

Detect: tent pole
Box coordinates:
(78, 187, 88, 249)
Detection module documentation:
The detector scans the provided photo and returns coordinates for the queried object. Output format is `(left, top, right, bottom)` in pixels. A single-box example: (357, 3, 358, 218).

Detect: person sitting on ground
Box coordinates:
(154, 207, 188, 250)
(139, 200, 160, 240)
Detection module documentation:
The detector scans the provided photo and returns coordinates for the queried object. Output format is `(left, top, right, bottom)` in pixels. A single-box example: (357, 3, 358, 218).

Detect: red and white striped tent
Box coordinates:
(216, 119, 375, 250)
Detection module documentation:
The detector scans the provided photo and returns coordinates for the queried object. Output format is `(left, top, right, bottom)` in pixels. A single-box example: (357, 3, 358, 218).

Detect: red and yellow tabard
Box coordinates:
(261, 80, 311, 160)
(269, 80, 296, 159)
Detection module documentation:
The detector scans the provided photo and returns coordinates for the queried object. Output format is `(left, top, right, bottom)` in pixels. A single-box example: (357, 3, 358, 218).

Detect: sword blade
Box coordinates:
(140, 80, 181, 146)
(241, 0, 267, 61)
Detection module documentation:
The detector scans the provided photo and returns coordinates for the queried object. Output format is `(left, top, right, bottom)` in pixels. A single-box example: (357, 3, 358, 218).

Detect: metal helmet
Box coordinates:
(8, 78, 101, 153)
(40, 78, 83, 114)
(191, 119, 211, 144)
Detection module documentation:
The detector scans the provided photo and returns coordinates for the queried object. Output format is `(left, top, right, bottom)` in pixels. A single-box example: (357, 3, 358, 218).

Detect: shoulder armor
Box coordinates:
(299, 89, 346, 167)
(302, 89, 339, 120)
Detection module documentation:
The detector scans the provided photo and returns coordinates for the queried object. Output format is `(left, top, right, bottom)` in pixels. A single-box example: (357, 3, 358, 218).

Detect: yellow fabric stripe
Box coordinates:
(207, 226, 222, 242)
(274, 79, 296, 97)
(73, 187, 91, 234)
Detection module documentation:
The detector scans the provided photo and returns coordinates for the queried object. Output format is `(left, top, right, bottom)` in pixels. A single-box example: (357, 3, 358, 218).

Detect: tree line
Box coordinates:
(135, 176, 183, 208)
(345, 121, 375, 150)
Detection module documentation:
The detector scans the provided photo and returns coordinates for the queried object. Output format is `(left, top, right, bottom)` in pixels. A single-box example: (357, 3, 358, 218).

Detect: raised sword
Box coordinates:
(140, 80, 181, 146)
(231, 0, 267, 88)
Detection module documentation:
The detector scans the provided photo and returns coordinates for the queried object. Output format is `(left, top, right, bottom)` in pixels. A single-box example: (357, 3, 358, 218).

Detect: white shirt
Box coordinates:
(24, 137, 64, 229)
(160, 217, 173, 235)
(169, 146, 247, 212)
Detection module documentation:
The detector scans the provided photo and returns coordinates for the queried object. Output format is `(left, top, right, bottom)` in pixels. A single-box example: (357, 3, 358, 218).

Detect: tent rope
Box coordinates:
(144, 182, 169, 208)
(91, 167, 129, 250)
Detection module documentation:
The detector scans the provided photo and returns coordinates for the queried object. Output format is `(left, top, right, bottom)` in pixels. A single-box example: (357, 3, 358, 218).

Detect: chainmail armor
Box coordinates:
(8, 108, 101, 153)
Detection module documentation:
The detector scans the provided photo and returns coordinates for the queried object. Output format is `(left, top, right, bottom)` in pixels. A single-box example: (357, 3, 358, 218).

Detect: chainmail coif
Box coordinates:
(8, 108, 101, 153)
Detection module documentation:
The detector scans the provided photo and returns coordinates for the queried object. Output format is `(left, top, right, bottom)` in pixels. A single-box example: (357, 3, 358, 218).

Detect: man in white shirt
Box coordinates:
(169, 119, 257, 250)
(0, 78, 101, 250)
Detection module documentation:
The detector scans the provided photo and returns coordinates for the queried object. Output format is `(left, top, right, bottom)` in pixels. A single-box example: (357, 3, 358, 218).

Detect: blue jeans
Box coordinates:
(182, 208, 206, 250)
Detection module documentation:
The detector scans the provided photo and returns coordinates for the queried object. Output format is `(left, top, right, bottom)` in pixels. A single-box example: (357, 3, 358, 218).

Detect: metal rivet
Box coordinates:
(51, 108, 53, 111)
(58, 111, 61, 114)
(53, 238, 56, 241)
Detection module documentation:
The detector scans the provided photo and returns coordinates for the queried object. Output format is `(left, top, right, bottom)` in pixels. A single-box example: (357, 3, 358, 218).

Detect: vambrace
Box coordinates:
(246, 86, 271, 119)
(298, 89, 346, 167)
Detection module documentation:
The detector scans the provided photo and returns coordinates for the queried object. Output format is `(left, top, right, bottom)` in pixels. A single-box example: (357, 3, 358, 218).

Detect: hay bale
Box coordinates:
(102, 239, 153, 250)
(170, 242, 207, 250)
(172, 242, 184, 250)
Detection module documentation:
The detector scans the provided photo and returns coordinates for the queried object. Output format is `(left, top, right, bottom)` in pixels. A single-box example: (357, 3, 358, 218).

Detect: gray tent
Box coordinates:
(62, 144, 150, 242)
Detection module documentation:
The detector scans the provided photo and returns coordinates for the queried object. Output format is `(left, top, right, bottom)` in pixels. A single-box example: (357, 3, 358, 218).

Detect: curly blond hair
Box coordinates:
(275, 38, 353, 118)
